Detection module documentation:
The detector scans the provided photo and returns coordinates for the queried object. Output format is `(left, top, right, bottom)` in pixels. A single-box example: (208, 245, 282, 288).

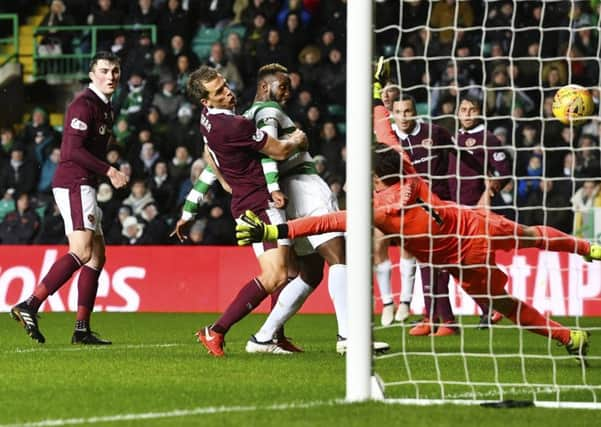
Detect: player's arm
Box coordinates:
(170, 165, 218, 242)
(63, 104, 128, 188)
(260, 129, 307, 161)
(256, 112, 287, 208)
(236, 209, 347, 245)
(484, 132, 512, 197)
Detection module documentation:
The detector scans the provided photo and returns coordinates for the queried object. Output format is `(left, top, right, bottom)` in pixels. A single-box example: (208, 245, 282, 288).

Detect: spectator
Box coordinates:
(184, 219, 207, 245)
(202, 205, 236, 245)
(199, 0, 234, 29)
(168, 103, 202, 159)
(572, 180, 601, 240)
(319, 121, 344, 172)
(205, 42, 244, 94)
(148, 47, 173, 91)
(0, 189, 15, 223)
(177, 158, 206, 207)
(256, 28, 293, 69)
(517, 153, 543, 206)
(399, 45, 426, 102)
(169, 145, 193, 187)
(139, 201, 169, 244)
(430, 0, 474, 53)
(34, 201, 66, 244)
(280, 12, 308, 64)
(122, 32, 154, 81)
(240, 0, 280, 28)
(21, 106, 55, 162)
(112, 115, 132, 150)
(515, 123, 542, 177)
(303, 105, 322, 154)
(297, 45, 322, 91)
(157, 0, 190, 45)
(145, 107, 168, 147)
(276, 0, 312, 30)
(244, 12, 269, 59)
(120, 215, 149, 245)
(152, 77, 185, 122)
(574, 134, 601, 179)
(97, 182, 120, 234)
(0, 126, 17, 162)
(106, 204, 133, 244)
(115, 70, 153, 129)
(147, 160, 175, 214)
(224, 32, 250, 85)
(38, 0, 75, 55)
(0, 193, 40, 244)
(174, 54, 192, 95)
(318, 47, 346, 104)
(132, 141, 161, 179)
(0, 143, 37, 196)
(86, 0, 124, 49)
(123, 179, 155, 216)
(37, 146, 61, 196)
(127, 0, 158, 26)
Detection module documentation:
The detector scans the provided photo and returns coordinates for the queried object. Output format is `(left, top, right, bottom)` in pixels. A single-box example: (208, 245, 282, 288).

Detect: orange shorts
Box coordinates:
(450, 265, 509, 300)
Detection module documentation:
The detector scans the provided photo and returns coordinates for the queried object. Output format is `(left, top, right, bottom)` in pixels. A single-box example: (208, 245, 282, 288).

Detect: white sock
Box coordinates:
(400, 257, 416, 304)
(254, 276, 313, 342)
(375, 260, 393, 305)
(328, 264, 348, 338)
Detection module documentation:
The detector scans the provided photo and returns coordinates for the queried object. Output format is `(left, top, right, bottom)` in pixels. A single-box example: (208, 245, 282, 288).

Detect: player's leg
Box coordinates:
(72, 232, 111, 345)
(430, 269, 458, 336)
(409, 265, 435, 336)
(397, 247, 416, 322)
(374, 228, 394, 326)
(10, 186, 95, 343)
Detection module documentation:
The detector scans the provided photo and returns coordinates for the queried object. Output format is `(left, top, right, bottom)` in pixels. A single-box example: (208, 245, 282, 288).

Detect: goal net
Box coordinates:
(357, 0, 601, 408)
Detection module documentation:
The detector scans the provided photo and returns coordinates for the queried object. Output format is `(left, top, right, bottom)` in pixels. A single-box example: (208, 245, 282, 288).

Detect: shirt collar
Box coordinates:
(206, 107, 235, 116)
(88, 83, 110, 104)
(395, 120, 422, 140)
(460, 124, 484, 134)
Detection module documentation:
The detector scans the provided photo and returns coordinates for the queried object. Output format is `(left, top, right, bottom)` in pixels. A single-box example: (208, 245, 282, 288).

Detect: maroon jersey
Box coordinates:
(448, 124, 511, 205)
(53, 86, 113, 188)
(200, 106, 269, 217)
(395, 121, 452, 201)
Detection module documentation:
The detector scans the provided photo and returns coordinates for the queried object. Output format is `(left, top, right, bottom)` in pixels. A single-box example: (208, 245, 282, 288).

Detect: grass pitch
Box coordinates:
(1, 312, 600, 426)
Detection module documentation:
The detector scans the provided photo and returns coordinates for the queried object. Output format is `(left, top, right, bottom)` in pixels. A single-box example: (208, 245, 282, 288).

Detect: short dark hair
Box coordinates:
(257, 63, 288, 80)
(373, 144, 401, 186)
(459, 93, 482, 111)
(89, 51, 120, 72)
(187, 65, 219, 103)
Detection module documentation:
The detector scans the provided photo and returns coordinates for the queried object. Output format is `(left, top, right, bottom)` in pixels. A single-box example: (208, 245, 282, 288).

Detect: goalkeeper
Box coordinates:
(236, 142, 601, 364)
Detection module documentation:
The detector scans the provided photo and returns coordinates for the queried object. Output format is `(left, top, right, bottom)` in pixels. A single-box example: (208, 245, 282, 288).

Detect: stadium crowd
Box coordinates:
(0, 0, 600, 246)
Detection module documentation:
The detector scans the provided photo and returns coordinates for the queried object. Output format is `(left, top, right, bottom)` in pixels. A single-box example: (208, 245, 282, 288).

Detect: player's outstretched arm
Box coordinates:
(260, 129, 308, 161)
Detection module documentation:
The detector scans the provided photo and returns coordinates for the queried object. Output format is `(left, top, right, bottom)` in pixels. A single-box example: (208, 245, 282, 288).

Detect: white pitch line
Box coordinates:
(4, 343, 183, 354)
(0, 400, 347, 427)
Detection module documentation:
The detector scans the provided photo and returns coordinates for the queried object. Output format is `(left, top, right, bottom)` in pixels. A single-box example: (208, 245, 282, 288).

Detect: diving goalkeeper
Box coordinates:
(236, 144, 601, 364)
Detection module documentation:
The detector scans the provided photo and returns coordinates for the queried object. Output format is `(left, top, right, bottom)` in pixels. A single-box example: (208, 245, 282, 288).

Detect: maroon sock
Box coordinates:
(420, 266, 436, 322)
(433, 270, 455, 322)
(76, 265, 101, 322)
(212, 278, 268, 334)
(40, 252, 82, 295)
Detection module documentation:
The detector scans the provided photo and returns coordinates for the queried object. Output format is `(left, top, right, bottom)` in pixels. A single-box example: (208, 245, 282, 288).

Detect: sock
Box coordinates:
(507, 301, 571, 344)
(328, 264, 348, 338)
(269, 283, 286, 339)
(433, 270, 455, 323)
(533, 225, 590, 255)
(254, 276, 313, 342)
(40, 253, 82, 295)
(25, 294, 44, 312)
(420, 266, 434, 321)
(76, 265, 101, 322)
(212, 278, 268, 334)
(400, 257, 416, 304)
(375, 260, 393, 305)
(75, 319, 89, 331)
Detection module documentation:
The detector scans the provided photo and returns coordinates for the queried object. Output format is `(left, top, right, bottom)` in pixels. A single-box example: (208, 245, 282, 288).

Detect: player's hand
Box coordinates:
(373, 56, 388, 100)
(107, 166, 129, 189)
(169, 218, 191, 242)
(289, 129, 308, 151)
(235, 210, 279, 245)
(271, 190, 287, 209)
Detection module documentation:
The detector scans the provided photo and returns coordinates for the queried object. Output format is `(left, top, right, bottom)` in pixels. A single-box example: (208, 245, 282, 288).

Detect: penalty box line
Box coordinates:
(0, 400, 347, 427)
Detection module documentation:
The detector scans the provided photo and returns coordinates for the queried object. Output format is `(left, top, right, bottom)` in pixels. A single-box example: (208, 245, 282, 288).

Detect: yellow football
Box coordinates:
(552, 85, 594, 125)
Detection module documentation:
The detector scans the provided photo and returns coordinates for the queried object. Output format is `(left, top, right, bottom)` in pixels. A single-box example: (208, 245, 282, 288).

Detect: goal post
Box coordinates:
(347, 0, 601, 408)
(345, 0, 374, 402)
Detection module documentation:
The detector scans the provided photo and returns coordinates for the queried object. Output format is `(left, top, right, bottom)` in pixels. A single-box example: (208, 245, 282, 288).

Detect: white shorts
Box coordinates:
(281, 174, 344, 256)
(53, 185, 103, 236)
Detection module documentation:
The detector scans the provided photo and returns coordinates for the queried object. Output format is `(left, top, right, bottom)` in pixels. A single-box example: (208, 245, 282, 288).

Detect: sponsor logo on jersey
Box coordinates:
(252, 128, 265, 142)
(465, 137, 477, 147)
(70, 118, 88, 131)
(493, 151, 506, 161)
(99, 125, 106, 135)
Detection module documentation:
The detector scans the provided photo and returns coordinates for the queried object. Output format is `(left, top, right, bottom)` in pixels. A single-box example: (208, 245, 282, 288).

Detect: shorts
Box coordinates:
(281, 174, 345, 256)
(53, 185, 103, 236)
(237, 206, 289, 257)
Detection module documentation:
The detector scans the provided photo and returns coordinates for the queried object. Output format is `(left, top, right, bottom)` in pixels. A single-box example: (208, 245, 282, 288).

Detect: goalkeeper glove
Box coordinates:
(373, 56, 388, 100)
(235, 210, 280, 245)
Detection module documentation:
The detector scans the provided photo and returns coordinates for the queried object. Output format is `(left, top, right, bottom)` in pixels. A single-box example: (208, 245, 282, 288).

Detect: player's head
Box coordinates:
(381, 83, 400, 111)
(88, 51, 121, 97)
(257, 63, 291, 105)
(391, 94, 417, 134)
(373, 143, 401, 187)
(187, 65, 236, 109)
(458, 94, 482, 130)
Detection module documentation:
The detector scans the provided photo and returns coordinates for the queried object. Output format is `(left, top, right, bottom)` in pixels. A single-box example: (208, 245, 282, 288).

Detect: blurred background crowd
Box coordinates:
(0, 0, 599, 246)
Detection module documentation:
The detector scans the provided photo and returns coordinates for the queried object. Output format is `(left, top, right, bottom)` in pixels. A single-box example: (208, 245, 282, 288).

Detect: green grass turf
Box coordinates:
(1, 313, 600, 427)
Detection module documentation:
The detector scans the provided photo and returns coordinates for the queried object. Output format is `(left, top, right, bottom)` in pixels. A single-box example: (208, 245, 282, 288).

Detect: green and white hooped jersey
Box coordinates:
(244, 101, 317, 186)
